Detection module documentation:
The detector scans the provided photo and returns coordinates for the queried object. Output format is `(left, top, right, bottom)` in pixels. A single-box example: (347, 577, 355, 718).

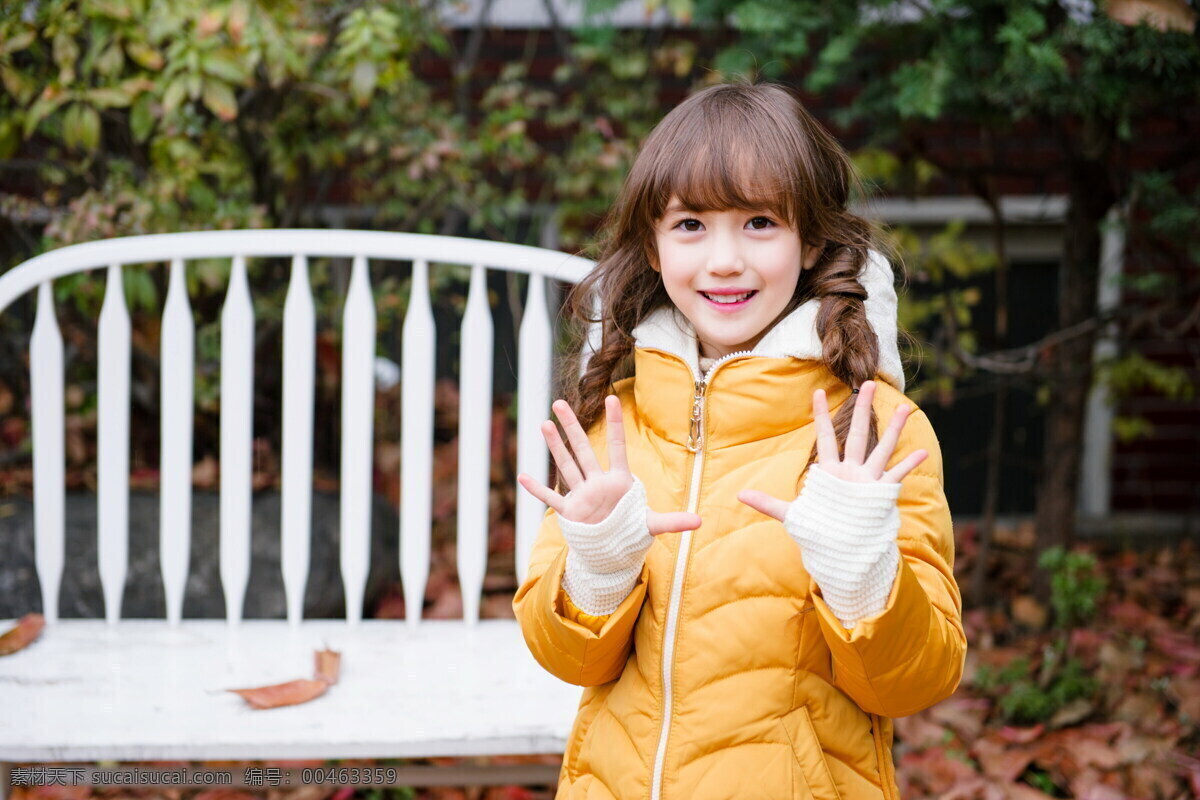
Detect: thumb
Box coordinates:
(647, 509, 702, 536)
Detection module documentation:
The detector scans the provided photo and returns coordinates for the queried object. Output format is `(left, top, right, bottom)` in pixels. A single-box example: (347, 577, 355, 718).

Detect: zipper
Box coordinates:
(649, 347, 753, 800)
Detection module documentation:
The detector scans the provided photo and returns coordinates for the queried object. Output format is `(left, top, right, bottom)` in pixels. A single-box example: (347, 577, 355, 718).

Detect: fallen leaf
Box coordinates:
(315, 648, 341, 684)
(0, 612, 45, 655)
(1048, 698, 1095, 729)
(228, 678, 329, 709)
(996, 724, 1045, 744)
(1011, 595, 1047, 630)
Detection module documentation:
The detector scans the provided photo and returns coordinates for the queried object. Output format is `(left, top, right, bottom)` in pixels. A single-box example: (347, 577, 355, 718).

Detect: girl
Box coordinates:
(513, 82, 965, 800)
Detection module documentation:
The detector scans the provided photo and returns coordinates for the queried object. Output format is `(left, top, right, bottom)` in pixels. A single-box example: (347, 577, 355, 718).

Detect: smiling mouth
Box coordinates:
(700, 291, 757, 304)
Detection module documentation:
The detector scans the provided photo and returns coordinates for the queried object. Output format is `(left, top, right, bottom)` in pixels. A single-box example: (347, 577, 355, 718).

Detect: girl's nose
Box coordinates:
(706, 231, 745, 274)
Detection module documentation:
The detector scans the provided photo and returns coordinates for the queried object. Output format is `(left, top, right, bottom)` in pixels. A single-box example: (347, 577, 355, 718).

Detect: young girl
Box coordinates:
(513, 82, 965, 800)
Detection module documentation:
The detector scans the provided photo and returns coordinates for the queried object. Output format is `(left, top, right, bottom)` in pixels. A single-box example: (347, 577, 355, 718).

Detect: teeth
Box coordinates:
(704, 292, 754, 304)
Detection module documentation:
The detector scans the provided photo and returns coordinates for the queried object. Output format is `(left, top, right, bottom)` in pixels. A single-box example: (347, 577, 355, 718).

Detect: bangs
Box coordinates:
(640, 98, 801, 227)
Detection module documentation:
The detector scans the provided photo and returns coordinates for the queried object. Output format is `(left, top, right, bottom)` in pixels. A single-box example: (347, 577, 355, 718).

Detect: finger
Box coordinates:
(736, 489, 790, 523)
(540, 419, 583, 490)
(552, 399, 602, 477)
(813, 389, 839, 465)
(646, 509, 702, 536)
(864, 403, 912, 477)
(605, 395, 630, 475)
(881, 449, 928, 484)
(516, 472, 565, 514)
(843, 380, 876, 465)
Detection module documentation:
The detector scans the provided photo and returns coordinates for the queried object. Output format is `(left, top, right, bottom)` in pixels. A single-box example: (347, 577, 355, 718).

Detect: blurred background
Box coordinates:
(0, 0, 1198, 797)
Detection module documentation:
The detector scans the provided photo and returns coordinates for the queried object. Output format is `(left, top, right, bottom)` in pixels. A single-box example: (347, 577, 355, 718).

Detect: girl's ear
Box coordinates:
(802, 242, 824, 271)
(645, 242, 661, 273)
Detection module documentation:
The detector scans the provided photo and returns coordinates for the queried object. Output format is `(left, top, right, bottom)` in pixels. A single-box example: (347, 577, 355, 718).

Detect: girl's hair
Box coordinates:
(553, 81, 897, 491)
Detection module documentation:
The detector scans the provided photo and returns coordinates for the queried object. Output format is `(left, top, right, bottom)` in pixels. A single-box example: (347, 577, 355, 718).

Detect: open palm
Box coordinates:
(517, 395, 702, 535)
(737, 381, 928, 522)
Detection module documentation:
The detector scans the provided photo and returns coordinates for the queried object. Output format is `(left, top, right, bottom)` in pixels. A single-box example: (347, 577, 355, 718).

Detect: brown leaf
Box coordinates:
(0, 612, 45, 655)
(314, 648, 340, 684)
(1047, 698, 1096, 729)
(228, 678, 329, 709)
(1105, 0, 1197, 33)
(1011, 595, 1048, 630)
(996, 724, 1045, 745)
(973, 735, 1036, 782)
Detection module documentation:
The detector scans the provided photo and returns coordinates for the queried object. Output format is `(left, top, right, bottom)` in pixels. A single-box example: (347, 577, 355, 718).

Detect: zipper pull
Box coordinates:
(686, 379, 706, 452)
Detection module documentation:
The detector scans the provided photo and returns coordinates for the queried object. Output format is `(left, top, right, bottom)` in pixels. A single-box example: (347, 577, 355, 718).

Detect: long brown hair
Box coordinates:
(554, 81, 898, 491)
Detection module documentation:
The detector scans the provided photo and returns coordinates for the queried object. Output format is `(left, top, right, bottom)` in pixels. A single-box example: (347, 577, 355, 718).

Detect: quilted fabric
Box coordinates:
(513, 343, 966, 800)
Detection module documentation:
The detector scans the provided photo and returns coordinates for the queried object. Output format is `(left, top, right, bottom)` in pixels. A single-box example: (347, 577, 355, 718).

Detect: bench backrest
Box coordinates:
(0, 230, 592, 628)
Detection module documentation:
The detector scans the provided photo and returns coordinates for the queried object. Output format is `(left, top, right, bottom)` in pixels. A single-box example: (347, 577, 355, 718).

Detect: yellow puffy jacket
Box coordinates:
(514, 310, 965, 799)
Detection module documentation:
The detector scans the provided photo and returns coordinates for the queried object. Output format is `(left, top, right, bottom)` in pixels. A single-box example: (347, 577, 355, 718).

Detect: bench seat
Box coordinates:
(0, 619, 579, 761)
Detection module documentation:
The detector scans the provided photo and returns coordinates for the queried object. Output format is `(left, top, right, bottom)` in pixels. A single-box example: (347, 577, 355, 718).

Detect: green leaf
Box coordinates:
(130, 92, 156, 141)
(201, 80, 238, 121)
(126, 41, 165, 71)
(0, 117, 19, 159)
(53, 31, 80, 75)
(86, 86, 133, 108)
(77, 105, 101, 151)
(24, 89, 71, 137)
(201, 52, 250, 84)
(162, 77, 187, 112)
(0, 29, 35, 56)
(351, 60, 377, 106)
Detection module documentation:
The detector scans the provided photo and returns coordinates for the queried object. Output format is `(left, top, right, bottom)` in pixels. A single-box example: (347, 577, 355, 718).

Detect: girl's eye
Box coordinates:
(670, 216, 775, 232)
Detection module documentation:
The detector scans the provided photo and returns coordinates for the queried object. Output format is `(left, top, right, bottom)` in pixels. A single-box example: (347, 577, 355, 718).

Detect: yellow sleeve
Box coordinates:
(810, 408, 967, 718)
(511, 412, 646, 686)
(512, 511, 647, 686)
(561, 589, 611, 635)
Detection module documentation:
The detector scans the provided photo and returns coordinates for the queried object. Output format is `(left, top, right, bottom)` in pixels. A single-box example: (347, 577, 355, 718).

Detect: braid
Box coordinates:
(804, 244, 881, 468)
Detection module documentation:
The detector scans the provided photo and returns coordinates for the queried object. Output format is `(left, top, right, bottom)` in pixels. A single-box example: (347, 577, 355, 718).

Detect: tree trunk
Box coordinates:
(1032, 135, 1118, 596)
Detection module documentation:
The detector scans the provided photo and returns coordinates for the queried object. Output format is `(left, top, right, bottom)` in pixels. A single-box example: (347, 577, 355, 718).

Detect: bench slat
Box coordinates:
(0, 619, 579, 760)
(220, 256, 255, 623)
(339, 256, 376, 624)
(401, 260, 435, 625)
(281, 255, 316, 626)
(161, 258, 196, 626)
(97, 264, 132, 624)
(515, 274, 552, 585)
(31, 282, 65, 624)
(458, 264, 494, 625)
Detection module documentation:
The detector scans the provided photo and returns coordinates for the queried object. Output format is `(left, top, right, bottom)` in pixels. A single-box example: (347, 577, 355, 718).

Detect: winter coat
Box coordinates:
(513, 257, 966, 800)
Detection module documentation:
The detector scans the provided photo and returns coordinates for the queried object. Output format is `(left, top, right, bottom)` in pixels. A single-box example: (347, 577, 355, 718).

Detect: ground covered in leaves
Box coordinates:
(8, 515, 1199, 800)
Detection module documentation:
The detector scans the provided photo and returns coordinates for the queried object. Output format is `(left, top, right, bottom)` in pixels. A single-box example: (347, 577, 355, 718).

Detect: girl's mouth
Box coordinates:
(700, 290, 757, 311)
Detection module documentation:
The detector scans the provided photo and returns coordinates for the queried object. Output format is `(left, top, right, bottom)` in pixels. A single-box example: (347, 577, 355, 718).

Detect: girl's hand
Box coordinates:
(737, 380, 927, 522)
(517, 395, 702, 535)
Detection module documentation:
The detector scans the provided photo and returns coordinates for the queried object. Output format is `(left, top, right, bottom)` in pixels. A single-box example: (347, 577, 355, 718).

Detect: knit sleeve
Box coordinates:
(783, 465, 902, 628)
(559, 474, 654, 616)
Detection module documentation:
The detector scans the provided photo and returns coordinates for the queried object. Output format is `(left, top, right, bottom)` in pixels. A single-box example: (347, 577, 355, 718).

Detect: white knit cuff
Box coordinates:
(785, 465, 902, 628)
(559, 475, 653, 616)
(562, 555, 643, 616)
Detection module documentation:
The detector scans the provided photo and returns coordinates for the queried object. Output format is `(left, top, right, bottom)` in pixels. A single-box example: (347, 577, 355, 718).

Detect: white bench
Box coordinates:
(0, 230, 593, 793)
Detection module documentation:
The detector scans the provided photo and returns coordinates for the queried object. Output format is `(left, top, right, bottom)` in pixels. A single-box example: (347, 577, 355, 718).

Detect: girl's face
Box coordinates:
(652, 196, 820, 361)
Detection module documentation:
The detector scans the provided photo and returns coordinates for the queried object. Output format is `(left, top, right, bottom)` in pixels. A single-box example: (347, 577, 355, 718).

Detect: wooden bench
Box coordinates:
(0, 230, 593, 794)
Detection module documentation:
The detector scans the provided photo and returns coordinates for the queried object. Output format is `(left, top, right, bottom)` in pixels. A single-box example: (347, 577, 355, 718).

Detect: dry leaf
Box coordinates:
(1105, 0, 1197, 32)
(228, 678, 329, 709)
(1011, 595, 1048, 630)
(0, 612, 45, 655)
(315, 648, 341, 684)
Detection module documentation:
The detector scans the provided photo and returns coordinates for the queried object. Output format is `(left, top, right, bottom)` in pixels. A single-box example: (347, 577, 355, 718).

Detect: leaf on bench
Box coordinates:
(315, 647, 341, 684)
(228, 678, 329, 709)
(227, 647, 342, 709)
(0, 612, 44, 655)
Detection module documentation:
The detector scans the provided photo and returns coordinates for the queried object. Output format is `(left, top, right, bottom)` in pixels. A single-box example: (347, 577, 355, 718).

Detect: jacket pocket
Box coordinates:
(777, 705, 844, 800)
